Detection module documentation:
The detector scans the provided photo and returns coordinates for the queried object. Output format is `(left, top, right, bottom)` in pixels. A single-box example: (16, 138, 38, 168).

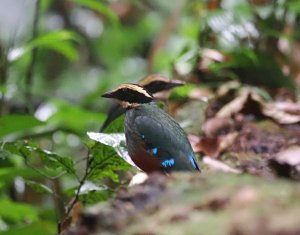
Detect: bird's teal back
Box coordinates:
(125, 103, 200, 173)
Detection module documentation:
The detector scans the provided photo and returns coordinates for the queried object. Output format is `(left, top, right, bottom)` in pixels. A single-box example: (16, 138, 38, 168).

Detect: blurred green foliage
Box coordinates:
(0, 0, 299, 233)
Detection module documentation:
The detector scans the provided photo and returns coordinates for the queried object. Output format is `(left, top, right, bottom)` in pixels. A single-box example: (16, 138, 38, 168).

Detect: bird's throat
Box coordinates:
(119, 101, 140, 109)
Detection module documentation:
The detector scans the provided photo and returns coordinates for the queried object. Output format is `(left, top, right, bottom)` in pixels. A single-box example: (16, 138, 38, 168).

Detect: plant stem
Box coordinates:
(64, 149, 91, 218)
(52, 178, 66, 219)
(24, 0, 40, 113)
(0, 47, 8, 115)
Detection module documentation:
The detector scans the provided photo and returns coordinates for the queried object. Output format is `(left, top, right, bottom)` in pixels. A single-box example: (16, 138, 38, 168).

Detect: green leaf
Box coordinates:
(20, 145, 76, 176)
(287, 1, 300, 14)
(103, 115, 125, 133)
(1, 141, 24, 156)
(87, 132, 136, 167)
(0, 198, 38, 223)
(71, 0, 119, 26)
(3, 141, 77, 179)
(79, 189, 111, 205)
(46, 99, 105, 134)
(9, 30, 81, 62)
(75, 181, 111, 204)
(97, 16, 157, 67)
(37, 41, 78, 61)
(63, 186, 78, 197)
(0, 115, 44, 138)
(169, 84, 198, 100)
(230, 50, 295, 89)
(32, 30, 80, 44)
(87, 116, 134, 182)
(65, 183, 111, 204)
(24, 180, 53, 195)
(0, 221, 56, 235)
(40, 0, 52, 12)
(88, 142, 131, 183)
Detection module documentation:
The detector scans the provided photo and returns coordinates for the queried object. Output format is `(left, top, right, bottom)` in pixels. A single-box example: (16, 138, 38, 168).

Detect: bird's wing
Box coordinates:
(100, 104, 126, 132)
(134, 115, 199, 171)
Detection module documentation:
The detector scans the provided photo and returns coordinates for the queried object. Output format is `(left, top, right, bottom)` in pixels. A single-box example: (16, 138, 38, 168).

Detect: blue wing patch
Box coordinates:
(150, 147, 158, 155)
(189, 153, 198, 169)
(162, 158, 175, 168)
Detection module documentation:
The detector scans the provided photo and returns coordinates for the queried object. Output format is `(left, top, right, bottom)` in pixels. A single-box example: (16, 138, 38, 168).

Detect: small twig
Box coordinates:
(24, 0, 40, 113)
(65, 149, 91, 217)
(52, 178, 66, 219)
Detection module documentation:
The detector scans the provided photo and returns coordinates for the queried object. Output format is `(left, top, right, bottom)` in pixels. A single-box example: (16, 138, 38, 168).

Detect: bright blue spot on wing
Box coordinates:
(140, 134, 145, 140)
(146, 147, 158, 156)
(151, 147, 158, 155)
(162, 158, 175, 168)
(189, 153, 197, 169)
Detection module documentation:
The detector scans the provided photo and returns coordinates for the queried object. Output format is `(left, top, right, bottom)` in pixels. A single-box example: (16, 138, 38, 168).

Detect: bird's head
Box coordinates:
(139, 74, 185, 94)
(102, 83, 153, 108)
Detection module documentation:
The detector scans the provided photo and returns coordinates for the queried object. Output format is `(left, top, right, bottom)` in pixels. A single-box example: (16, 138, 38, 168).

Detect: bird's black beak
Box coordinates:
(165, 80, 185, 89)
(101, 91, 114, 98)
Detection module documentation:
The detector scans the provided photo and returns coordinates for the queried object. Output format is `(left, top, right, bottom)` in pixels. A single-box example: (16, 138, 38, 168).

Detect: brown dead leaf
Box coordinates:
(189, 132, 238, 158)
(188, 134, 202, 151)
(202, 117, 235, 137)
(270, 146, 300, 179)
(198, 48, 227, 72)
(193, 136, 221, 157)
(216, 89, 252, 118)
(271, 101, 300, 115)
(216, 88, 264, 118)
(216, 81, 241, 98)
(219, 132, 239, 153)
(215, 87, 300, 125)
(202, 48, 226, 62)
(262, 102, 300, 124)
(274, 146, 300, 166)
(203, 156, 242, 174)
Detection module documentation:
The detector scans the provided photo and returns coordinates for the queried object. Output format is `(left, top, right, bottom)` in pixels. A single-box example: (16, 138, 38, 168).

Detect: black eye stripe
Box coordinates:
(144, 81, 168, 93)
(115, 89, 152, 103)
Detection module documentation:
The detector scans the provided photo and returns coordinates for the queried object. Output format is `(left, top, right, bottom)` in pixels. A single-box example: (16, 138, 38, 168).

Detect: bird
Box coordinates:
(139, 74, 185, 96)
(102, 83, 200, 173)
(100, 74, 184, 132)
